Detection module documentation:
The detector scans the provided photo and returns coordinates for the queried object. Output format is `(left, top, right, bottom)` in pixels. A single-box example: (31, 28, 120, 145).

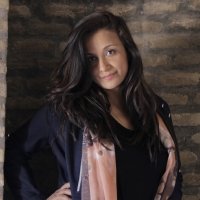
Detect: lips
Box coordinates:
(101, 72, 117, 80)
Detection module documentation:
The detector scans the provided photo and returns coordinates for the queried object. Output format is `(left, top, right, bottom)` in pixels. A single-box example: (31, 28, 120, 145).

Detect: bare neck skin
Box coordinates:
(106, 89, 134, 130)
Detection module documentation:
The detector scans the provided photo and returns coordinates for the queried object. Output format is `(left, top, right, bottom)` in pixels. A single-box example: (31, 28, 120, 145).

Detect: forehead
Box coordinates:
(85, 29, 123, 51)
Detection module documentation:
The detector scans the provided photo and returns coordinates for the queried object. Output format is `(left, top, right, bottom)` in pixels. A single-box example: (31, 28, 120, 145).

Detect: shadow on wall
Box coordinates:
(5, 0, 73, 199)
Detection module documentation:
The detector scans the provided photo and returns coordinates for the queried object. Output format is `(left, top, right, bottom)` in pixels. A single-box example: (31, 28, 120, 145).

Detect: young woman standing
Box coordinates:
(5, 11, 182, 200)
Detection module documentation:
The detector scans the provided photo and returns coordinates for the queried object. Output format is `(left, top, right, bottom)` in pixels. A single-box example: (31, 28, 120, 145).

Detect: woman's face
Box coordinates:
(85, 29, 128, 92)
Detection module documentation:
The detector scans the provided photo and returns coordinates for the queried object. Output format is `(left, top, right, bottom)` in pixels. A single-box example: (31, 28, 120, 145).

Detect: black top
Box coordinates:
(110, 117, 168, 200)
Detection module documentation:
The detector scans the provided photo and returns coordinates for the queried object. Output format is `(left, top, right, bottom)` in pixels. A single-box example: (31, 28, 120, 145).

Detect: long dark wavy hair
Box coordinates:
(48, 11, 160, 160)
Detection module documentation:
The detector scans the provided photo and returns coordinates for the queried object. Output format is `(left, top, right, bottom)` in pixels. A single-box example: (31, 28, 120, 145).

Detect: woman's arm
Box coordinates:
(158, 98, 183, 199)
(169, 171, 183, 200)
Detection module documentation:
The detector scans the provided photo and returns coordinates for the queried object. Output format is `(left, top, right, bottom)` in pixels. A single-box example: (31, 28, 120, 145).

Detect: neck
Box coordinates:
(105, 89, 134, 130)
(105, 89, 123, 110)
(105, 89, 127, 117)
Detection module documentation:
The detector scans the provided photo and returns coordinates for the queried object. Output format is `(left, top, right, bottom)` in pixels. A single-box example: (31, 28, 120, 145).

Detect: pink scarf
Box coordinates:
(80, 114, 178, 200)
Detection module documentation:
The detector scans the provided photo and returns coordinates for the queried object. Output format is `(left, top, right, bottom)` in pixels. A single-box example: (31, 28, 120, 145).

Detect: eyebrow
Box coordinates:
(103, 44, 119, 50)
(86, 44, 120, 55)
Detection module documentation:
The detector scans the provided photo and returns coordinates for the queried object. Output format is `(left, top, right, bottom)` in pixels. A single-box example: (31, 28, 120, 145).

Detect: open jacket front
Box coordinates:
(4, 96, 182, 200)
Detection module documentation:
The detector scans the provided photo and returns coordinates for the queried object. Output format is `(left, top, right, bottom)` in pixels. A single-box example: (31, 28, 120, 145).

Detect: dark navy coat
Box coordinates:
(4, 97, 182, 200)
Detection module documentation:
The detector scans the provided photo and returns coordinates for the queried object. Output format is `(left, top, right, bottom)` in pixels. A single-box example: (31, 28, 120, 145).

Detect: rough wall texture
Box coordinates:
(5, 0, 200, 199)
(0, 0, 8, 199)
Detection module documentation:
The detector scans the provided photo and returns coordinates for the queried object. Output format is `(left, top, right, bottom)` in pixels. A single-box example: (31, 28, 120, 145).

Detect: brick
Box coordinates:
(0, 149, 4, 163)
(7, 77, 26, 95)
(145, 71, 200, 87)
(194, 93, 200, 104)
(0, 82, 6, 97)
(0, 100, 5, 111)
(180, 150, 198, 166)
(188, 0, 200, 11)
(169, 15, 200, 30)
(36, 59, 59, 70)
(0, 126, 4, 138)
(9, 58, 58, 70)
(27, 19, 71, 37)
(0, 62, 6, 74)
(0, 107, 6, 119)
(183, 195, 199, 200)
(7, 97, 43, 110)
(128, 21, 163, 33)
(0, 19, 7, 33)
(173, 113, 200, 126)
(0, 173, 3, 187)
(143, 2, 178, 15)
(44, 3, 87, 18)
(0, 73, 5, 81)
(26, 78, 48, 93)
(142, 53, 170, 67)
(131, 35, 145, 50)
(191, 133, 200, 144)
(0, 40, 7, 53)
(0, 137, 4, 148)
(146, 34, 200, 49)
(9, 5, 31, 17)
(103, 3, 137, 16)
(0, 109, 5, 119)
(9, 21, 26, 35)
(0, 0, 9, 10)
(183, 173, 200, 186)
(127, 21, 141, 34)
(174, 53, 200, 66)
(12, 39, 55, 54)
(160, 93, 188, 105)
(8, 60, 35, 69)
(142, 21, 163, 33)
(7, 76, 48, 97)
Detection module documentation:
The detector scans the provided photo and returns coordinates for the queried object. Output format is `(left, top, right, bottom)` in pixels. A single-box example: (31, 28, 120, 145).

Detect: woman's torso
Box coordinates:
(110, 116, 168, 200)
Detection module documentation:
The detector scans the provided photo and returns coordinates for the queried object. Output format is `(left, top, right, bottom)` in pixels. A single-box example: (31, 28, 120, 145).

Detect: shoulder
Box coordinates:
(155, 95, 171, 117)
(30, 103, 68, 127)
(25, 103, 59, 130)
(9, 103, 65, 140)
(155, 95, 175, 132)
(155, 95, 170, 111)
(155, 96, 183, 198)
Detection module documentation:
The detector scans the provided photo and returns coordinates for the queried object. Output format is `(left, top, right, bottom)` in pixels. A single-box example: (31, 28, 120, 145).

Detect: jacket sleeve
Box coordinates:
(159, 99, 183, 200)
(4, 105, 55, 200)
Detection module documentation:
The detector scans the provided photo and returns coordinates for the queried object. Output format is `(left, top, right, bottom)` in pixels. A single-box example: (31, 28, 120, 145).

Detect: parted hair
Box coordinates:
(48, 11, 160, 160)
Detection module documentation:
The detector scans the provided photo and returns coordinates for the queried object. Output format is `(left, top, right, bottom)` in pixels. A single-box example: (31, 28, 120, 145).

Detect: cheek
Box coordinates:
(124, 63, 129, 75)
(119, 57, 128, 75)
(120, 64, 129, 81)
(123, 55, 129, 74)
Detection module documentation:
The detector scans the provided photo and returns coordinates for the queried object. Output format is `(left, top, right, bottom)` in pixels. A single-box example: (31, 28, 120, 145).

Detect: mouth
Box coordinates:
(101, 72, 117, 80)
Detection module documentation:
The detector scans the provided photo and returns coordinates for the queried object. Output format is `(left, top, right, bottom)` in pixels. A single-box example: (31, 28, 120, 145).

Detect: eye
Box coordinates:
(105, 49, 116, 56)
(87, 55, 98, 65)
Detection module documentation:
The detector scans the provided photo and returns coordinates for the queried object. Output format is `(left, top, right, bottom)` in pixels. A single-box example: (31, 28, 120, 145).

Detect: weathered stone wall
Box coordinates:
(0, 0, 8, 199)
(5, 0, 200, 199)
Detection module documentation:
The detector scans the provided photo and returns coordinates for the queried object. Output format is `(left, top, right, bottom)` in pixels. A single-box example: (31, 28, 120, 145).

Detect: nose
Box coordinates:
(98, 57, 111, 72)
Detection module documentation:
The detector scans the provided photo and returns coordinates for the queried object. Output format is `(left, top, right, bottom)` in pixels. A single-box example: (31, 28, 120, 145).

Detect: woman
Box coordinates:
(5, 11, 182, 200)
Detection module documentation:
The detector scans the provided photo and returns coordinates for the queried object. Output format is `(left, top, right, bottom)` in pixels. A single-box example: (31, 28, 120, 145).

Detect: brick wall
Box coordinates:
(5, 0, 200, 199)
(0, 0, 8, 199)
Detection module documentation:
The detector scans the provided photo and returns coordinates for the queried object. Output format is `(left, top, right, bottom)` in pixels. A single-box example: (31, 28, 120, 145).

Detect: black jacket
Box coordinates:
(4, 97, 182, 200)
